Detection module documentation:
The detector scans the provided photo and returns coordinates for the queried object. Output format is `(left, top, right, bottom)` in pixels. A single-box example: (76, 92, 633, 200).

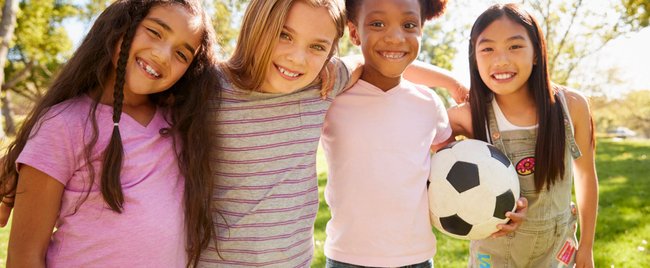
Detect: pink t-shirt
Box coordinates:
(17, 96, 186, 267)
(322, 80, 451, 267)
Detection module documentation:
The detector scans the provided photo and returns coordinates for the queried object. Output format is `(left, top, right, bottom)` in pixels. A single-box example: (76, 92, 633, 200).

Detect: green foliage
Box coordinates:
(418, 20, 459, 71)
(0, 219, 8, 263)
(312, 139, 650, 267)
(14, 0, 76, 63)
(337, 30, 359, 57)
(419, 12, 465, 107)
(591, 90, 650, 138)
(212, 0, 247, 58)
(623, 0, 650, 28)
(78, 0, 111, 22)
(619, 90, 650, 137)
(5, 0, 78, 102)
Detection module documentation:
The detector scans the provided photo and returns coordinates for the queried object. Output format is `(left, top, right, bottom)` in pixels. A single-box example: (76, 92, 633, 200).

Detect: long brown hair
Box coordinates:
(0, 0, 217, 266)
(223, 0, 346, 91)
(468, 3, 566, 192)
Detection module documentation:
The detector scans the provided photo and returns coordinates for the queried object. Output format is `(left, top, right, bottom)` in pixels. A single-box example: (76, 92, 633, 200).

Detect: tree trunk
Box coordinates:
(1, 92, 14, 135)
(0, 0, 20, 136)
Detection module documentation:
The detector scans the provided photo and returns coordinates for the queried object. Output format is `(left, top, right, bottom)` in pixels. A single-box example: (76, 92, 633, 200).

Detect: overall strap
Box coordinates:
(486, 101, 507, 153)
(557, 89, 582, 159)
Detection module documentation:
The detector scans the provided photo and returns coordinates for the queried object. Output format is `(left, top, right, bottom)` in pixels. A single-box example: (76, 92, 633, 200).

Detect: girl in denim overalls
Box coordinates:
(447, 3, 599, 268)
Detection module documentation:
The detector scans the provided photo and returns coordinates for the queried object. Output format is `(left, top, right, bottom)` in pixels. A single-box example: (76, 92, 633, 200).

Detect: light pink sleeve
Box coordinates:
(431, 92, 452, 145)
(17, 110, 78, 186)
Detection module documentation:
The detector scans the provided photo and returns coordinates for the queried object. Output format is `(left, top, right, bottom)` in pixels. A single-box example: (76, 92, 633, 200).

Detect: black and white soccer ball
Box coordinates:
(428, 139, 520, 240)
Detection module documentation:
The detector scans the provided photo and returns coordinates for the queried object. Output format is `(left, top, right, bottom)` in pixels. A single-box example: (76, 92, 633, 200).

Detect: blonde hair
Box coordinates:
(223, 0, 345, 90)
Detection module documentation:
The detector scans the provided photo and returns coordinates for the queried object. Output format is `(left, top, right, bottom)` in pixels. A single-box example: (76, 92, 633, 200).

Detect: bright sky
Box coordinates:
(64, 0, 649, 98)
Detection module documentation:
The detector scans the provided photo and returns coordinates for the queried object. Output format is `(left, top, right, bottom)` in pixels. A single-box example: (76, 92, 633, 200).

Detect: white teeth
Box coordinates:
(381, 52, 406, 59)
(494, 73, 513, 80)
(278, 66, 300, 77)
(137, 59, 160, 78)
(145, 65, 160, 77)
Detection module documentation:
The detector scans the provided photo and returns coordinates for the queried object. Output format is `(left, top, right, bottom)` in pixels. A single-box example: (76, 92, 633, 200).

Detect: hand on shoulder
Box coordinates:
(447, 103, 473, 138)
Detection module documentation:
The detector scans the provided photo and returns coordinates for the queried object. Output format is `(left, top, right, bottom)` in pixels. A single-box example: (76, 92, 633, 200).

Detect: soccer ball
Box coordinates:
(428, 139, 520, 240)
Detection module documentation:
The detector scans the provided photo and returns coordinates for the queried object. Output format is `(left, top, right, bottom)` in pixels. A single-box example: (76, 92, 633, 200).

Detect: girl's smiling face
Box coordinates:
(475, 17, 536, 97)
(116, 4, 202, 102)
(260, 1, 338, 94)
(349, 0, 423, 90)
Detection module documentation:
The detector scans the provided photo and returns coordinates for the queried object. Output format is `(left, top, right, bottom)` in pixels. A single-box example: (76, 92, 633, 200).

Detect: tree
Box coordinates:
(212, 0, 247, 58)
(0, 0, 19, 136)
(622, 0, 649, 28)
(619, 90, 650, 137)
(418, 6, 466, 107)
(2, 0, 77, 135)
(522, 0, 641, 85)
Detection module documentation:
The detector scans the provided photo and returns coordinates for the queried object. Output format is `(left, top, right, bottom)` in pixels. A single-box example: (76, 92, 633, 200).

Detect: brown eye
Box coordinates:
(177, 51, 189, 63)
(146, 27, 161, 38)
(369, 21, 384, 28)
(280, 32, 291, 41)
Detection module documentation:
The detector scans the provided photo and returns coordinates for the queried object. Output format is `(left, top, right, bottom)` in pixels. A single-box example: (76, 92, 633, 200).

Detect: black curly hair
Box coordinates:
(345, 0, 448, 24)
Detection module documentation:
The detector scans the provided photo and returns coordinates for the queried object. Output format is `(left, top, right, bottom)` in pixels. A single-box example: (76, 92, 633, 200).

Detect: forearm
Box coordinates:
(404, 61, 464, 90)
(7, 207, 50, 268)
(575, 174, 598, 248)
(7, 166, 64, 268)
(567, 89, 599, 249)
(7, 249, 47, 268)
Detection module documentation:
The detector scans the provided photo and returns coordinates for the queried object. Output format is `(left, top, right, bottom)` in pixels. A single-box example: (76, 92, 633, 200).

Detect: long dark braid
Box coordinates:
(101, 2, 148, 212)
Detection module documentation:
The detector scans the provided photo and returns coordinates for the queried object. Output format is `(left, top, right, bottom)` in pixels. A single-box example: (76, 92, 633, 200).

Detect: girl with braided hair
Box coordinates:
(1, 0, 218, 266)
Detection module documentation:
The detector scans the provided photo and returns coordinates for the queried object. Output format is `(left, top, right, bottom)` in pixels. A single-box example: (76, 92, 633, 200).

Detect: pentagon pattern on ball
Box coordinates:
(446, 161, 480, 193)
(440, 214, 472, 236)
(493, 189, 516, 219)
(488, 144, 511, 168)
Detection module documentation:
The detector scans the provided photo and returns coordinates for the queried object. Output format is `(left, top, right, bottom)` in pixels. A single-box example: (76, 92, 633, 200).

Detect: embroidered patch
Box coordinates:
(555, 239, 577, 266)
(515, 157, 535, 176)
(478, 253, 491, 268)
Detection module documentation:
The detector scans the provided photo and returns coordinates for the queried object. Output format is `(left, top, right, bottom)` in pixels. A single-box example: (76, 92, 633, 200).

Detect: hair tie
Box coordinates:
(113, 122, 119, 127)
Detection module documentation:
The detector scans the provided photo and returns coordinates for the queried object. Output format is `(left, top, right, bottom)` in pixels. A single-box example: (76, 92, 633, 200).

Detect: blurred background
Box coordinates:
(0, 0, 648, 267)
(0, 0, 648, 139)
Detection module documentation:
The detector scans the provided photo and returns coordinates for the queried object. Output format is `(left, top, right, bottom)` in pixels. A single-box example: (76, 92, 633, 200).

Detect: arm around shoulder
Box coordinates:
(7, 165, 64, 268)
(447, 103, 473, 139)
(339, 55, 364, 90)
(404, 61, 469, 103)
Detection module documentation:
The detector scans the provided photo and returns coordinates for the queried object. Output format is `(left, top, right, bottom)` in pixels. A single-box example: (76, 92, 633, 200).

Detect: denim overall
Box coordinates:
(468, 91, 581, 268)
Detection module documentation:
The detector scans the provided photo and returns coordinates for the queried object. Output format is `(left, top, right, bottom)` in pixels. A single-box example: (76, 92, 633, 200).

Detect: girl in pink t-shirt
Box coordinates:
(0, 0, 218, 266)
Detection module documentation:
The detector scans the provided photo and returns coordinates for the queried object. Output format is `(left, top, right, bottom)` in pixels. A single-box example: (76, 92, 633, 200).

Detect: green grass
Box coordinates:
(0, 221, 6, 265)
(311, 138, 650, 267)
(0, 139, 647, 267)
